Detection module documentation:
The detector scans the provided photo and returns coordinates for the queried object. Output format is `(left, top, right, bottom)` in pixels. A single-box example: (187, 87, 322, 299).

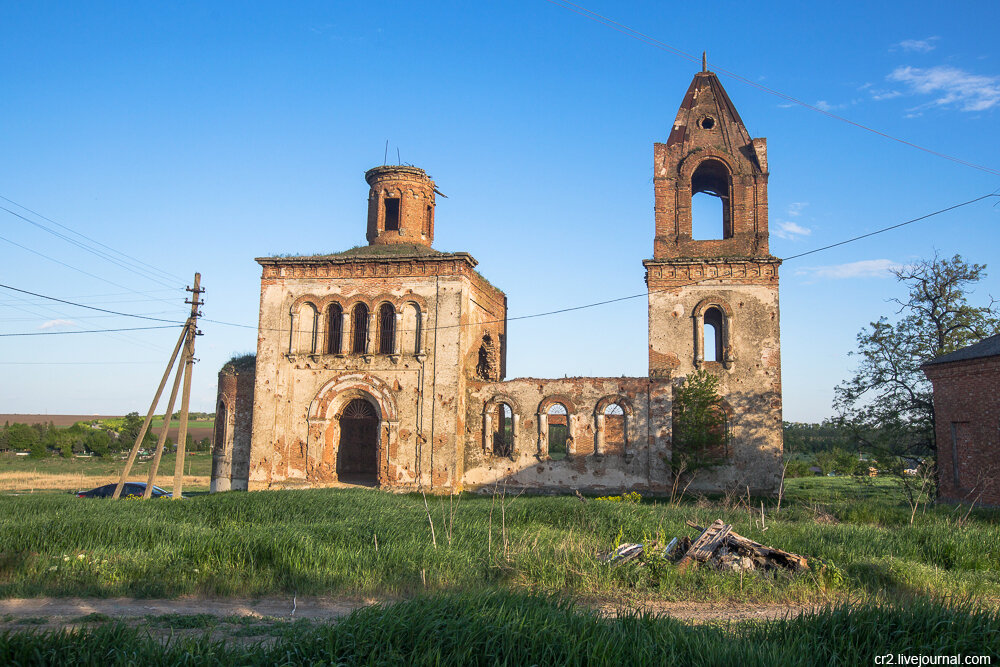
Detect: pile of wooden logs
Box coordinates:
(601, 519, 809, 573)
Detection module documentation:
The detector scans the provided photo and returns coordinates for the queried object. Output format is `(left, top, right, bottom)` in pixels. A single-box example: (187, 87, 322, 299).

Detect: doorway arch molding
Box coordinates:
(306, 372, 399, 485)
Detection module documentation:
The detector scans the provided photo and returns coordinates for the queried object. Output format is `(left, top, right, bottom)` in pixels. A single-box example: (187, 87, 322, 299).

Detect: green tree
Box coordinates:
(835, 254, 999, 458)
(85, 430, 112, 457)
(672, 369, 728, 474)
(7, 423, 40, 452)
(118, 412, 154, 451)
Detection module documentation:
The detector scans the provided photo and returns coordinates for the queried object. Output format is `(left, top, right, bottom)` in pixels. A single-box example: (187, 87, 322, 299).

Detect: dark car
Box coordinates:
(76, 482, 174, 499)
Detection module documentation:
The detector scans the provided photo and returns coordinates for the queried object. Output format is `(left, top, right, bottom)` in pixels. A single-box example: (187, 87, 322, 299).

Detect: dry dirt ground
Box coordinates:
(0, 595, 813, 632)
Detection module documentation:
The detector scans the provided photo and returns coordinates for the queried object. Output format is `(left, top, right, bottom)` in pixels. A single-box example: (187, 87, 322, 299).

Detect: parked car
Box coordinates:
(76, 482, 177, 499)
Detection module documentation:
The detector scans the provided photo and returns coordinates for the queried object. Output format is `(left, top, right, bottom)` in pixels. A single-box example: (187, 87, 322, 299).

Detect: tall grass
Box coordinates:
(0, 480, 998, 602)
(1, 593, 997, 665)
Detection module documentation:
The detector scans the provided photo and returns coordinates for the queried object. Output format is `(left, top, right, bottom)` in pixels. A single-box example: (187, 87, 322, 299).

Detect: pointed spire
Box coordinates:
(702, 51, 707, 72)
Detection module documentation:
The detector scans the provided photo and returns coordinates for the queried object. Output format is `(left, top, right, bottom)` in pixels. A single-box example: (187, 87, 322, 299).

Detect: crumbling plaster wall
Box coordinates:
(462, 377, 672, 493)
(248, 263, 506, 493)
(211, 366, 254, 492)
(646, 266, 782, 494)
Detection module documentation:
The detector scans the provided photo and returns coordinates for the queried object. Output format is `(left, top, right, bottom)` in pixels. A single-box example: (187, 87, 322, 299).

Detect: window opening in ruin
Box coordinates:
(378, 303, 395, 354)
(690, 160, 732, 240)
(337, 398, 379, 485)
(604, 402, 626, 453)
(384, 198, 400, 231)
(423, 205, 432, 236)
(309, 305, 319, 354)
(476, 333, 497, 381)
(547, 403, 568, 460)
(214, 399, 229, 455)
(703, 307, 724, 363)
(328, 303, 343, 354)
(352, 304, 369, 354)
(493, 403, 514, 457)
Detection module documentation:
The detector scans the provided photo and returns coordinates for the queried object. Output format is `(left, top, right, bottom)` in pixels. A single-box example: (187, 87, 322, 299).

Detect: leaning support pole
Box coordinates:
(172, 273, 203, 500)
(143, 344, 189, 499)
(112, 324, 188, 499)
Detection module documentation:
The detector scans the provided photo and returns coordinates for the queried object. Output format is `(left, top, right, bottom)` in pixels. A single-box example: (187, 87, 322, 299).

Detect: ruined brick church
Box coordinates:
(211, 67, 783, 495)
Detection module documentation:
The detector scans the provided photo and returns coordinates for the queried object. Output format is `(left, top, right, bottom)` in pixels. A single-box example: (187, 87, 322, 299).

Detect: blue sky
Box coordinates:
(1, 1, 997, 422)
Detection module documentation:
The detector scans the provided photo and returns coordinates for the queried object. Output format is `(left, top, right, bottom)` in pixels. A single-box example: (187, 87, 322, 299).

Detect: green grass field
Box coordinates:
(0, 477, 997, 603)
(2, 593, 997, 665)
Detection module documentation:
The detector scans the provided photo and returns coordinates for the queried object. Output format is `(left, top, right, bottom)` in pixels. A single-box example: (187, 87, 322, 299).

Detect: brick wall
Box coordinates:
(924, 356, 1000, 506)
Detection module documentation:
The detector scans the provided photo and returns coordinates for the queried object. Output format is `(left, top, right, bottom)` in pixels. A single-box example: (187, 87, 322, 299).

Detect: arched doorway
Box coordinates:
(336, 398, 379, 485)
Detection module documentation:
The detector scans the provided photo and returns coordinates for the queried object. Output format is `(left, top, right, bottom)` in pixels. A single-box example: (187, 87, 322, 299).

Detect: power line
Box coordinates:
(782, 194, 999, 261)
(0, 206, 181, 289)
(200, 191, 999, 336)
(0, 283, 186, 324)
(545, 0, 1000, 177)
(0, 361, 159, 365)
(0, 194, 187, 285)
(0, 325, 181, 337)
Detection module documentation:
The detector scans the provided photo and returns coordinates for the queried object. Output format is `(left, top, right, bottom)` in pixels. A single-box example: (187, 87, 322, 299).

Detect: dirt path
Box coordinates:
(0, 596, 812, 626)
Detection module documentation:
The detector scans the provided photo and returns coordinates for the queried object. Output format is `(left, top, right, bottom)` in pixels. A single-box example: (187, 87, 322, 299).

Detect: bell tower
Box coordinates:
(644, 64, 783, 493)
(365, 165, 437, 247)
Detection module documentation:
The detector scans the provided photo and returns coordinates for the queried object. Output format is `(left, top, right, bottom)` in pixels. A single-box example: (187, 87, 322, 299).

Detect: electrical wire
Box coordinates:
(0, 205, 182, 289)
(0, 194, 187, 285)
(199, 190, 999, 336)
(0, 282, 186, 324)
(0, 325, 181, 337)
(545, 0, 1000, 177)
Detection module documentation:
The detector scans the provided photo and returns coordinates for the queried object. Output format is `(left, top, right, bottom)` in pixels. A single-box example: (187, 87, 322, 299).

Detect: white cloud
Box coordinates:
(796, 259, 901, 280)
(38, 319, 75, 330)
(896, 37, 939, 53)
(773, 221, 812, 240)
(787, 202, 808, 217)
(888, 65, 1000, 111)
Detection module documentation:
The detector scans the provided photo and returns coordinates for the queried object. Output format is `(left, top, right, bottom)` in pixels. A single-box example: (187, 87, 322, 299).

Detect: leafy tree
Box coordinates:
(7, 423, 40, 452)
(118, 412, 154, 451)
(835, 253, 999, 458)
(85, 430, 112, 458)
(672, 369, 728, 474)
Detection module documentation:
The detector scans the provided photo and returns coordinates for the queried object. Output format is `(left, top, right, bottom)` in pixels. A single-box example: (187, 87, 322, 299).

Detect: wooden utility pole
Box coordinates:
(172, 274, 203, 500)
(113, 272, 202, 500)
(112, 325, 188, 499)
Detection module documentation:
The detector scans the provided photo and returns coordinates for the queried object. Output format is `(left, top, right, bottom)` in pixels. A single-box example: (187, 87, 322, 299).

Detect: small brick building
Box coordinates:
(923, 334, 1000, 506)
(212, 66, 784, 495)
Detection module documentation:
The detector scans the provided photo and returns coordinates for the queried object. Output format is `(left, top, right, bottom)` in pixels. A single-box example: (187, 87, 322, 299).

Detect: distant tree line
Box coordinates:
(0, 411, 212, 459)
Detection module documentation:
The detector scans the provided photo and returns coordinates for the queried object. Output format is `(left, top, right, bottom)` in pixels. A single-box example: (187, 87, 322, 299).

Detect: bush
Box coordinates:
(85, 431, 111, 458)
(7, 423, 39, 451)
(783, 458, 813, 478)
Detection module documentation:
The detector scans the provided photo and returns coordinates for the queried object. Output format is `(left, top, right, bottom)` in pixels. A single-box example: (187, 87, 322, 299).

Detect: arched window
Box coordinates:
(547, 403, 568, 460)
(603, 403, 626, 454)
(690, 159, 732, 240)
(704, 307, 723, 363)
(378, 303, 396, 354)
(595, 396, 632, 456)
(694, 299, 733, 369)
(214, 399, 230, 455)
(327, 303, 343, 355)
(400, 302, 422, 355)
(352, 303, 369, 354)
(493, 403, 514, 457)
(296, 303, 319, 354)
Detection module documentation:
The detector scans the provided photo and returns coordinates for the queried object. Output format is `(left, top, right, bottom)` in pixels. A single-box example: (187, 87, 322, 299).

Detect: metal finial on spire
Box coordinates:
(702, 51, 707, 72)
